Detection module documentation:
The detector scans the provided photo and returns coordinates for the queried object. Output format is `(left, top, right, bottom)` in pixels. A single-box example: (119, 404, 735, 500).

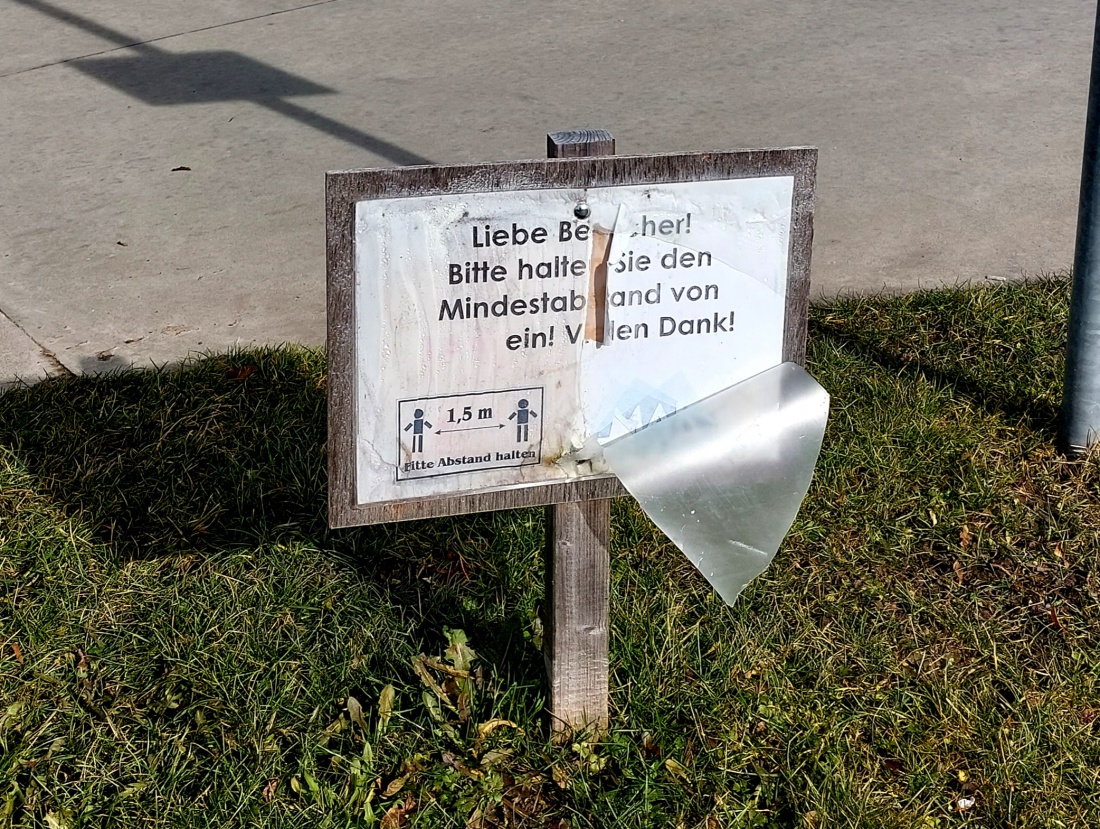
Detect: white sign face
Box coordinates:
(354, 177, 795, 506)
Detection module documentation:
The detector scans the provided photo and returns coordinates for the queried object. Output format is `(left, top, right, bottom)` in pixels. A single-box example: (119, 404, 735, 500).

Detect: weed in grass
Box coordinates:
(3, 276, 1100, 827)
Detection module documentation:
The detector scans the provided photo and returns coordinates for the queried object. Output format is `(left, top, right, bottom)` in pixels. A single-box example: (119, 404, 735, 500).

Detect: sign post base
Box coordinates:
(544, 497, 611, 737)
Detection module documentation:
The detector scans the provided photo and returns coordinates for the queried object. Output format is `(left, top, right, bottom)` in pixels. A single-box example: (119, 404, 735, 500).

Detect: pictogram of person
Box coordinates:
(508, 398, 538, 443)
(404, 408, 432, 453)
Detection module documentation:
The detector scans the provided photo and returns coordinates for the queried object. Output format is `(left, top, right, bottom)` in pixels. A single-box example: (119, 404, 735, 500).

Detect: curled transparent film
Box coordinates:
(602, 362, 830, 604)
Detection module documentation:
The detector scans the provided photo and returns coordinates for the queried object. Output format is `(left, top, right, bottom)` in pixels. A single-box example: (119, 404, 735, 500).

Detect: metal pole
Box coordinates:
(1063, 1, 1100, 454)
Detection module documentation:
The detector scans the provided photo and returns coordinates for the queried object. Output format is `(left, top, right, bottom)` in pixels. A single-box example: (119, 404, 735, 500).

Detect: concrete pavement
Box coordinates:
(0, 309, 63, 389)
(0, 0, 1093, 383)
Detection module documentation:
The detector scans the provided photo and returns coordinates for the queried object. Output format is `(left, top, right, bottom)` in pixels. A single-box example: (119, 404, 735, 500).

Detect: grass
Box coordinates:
(2, 276, 1100, 827)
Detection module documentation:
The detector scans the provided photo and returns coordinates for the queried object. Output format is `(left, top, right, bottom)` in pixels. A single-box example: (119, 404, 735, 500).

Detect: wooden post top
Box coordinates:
(547, 130, 615, 158)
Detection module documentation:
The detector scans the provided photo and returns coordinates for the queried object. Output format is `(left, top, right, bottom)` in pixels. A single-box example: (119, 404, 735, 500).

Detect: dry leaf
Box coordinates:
(442, 752, 481, 778)
(11, 643, 24, 665)
(319, 715, 346, 745)
(953, 560, 964, 585)
(480, 748, 513, 767)
(378, 684, 395, 734)
(1048, 604, 1063, 630)
(457, 691, 472, 723)
(382, 774, 407, 798)
(262, 778, 279, 802)
(380, 794, 416, 828)
(959, 525, 972, 548)
(347, 695, 368, 732)
(551, 765, 570, 788)
(380, 802, 404, 829)
(477, 718, 519, 741)
(227, 365, 256, 381)
(412, 656, 450, 703)
(664, 758, 691, 786)
(419, 655, 470, 678)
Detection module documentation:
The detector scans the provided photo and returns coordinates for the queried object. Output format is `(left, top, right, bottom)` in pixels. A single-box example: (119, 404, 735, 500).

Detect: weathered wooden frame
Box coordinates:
(327, 148, 817, 528)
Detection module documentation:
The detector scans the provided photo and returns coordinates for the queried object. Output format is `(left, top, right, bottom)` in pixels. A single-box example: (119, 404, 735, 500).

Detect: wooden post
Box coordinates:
(544, 129, 615, 737)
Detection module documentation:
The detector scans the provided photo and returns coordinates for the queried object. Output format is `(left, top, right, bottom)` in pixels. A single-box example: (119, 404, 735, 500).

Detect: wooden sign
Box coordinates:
(327, 149, 815, 528)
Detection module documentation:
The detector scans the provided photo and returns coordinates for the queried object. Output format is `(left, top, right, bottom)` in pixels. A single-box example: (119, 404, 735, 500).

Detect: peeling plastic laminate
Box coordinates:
(602, 362, 829, 604)
(582, 198, 789, 445)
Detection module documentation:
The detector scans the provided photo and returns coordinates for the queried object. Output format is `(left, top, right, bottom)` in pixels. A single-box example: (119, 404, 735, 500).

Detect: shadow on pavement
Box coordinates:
(11, 0, 433, 166)
(73, 50, 333, 105)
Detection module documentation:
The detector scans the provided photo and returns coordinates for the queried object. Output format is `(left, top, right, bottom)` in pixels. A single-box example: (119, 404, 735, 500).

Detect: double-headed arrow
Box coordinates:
(435, 423, 505, 435)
